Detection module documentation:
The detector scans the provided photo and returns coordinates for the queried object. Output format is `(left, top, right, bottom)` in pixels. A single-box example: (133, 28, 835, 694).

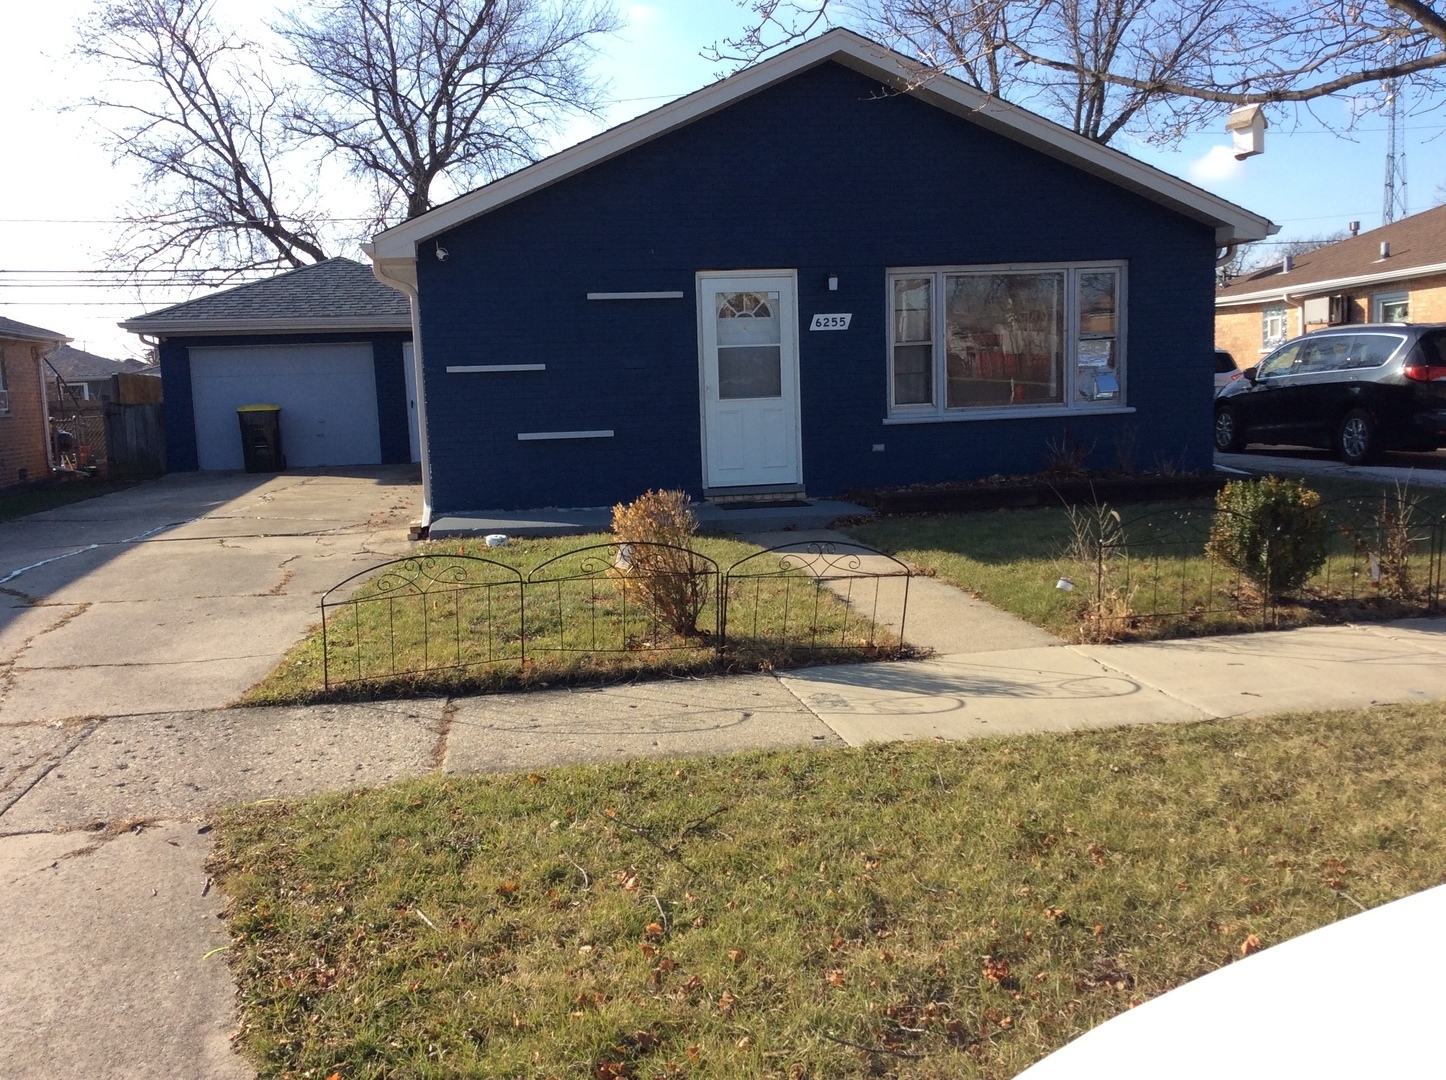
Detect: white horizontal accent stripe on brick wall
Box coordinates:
(516, 429, 615, 441)
(586, 291, 686, 300)
(446, 364, 546, 372)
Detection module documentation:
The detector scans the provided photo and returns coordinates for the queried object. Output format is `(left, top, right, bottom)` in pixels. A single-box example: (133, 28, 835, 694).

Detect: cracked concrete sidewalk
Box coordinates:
(6, 507, 1446, 1078)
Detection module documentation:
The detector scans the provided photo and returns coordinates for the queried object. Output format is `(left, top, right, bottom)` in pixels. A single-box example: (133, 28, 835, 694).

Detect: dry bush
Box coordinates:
(1059, 502, 1136, 643)
(610, 490, 710, 637)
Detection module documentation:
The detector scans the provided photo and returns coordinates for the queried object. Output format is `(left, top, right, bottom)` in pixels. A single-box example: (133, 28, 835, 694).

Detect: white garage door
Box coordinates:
(189, 343, 382, 470)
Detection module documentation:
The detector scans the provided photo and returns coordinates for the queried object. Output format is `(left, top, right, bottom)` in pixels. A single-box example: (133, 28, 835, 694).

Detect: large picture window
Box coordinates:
(888, 263, 1124, 419)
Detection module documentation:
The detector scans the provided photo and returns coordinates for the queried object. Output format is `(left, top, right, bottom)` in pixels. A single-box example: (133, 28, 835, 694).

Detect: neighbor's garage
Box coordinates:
(188, 343, 382, 469)
(120, 258, 416, 473)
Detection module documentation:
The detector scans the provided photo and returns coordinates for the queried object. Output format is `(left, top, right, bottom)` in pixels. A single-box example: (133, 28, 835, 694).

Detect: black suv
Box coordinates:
(1213, 324, 1446, 464)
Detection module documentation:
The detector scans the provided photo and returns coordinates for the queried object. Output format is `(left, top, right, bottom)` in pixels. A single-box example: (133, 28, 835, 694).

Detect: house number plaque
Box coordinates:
(809, 313, 852, 330)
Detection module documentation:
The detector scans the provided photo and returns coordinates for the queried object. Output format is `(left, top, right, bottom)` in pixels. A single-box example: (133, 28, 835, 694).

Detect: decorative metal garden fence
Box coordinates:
(319, 541, 912, 689)
(1079, 495, 1446, 636)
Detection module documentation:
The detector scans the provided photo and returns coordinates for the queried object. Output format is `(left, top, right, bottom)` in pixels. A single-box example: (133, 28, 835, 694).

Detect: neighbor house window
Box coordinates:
(1262, 304, 1289, 349)
(1373, 291, 1409, 322)
(887, 263, 1123, 418)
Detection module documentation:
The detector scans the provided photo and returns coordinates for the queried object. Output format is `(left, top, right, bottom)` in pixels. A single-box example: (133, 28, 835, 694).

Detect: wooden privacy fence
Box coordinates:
(319, 541, 912, 690)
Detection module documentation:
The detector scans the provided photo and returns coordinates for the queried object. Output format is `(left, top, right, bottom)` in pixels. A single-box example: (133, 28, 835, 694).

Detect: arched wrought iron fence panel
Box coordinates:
(722, 541, 911, 653)
(321, 555, 524, 689)
(1079, 495, 1445, 635)
(524, 542, 722, 655)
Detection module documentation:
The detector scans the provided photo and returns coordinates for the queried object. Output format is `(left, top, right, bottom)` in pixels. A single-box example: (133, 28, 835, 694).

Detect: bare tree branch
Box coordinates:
(76, 0, 330, 279)
(719, 0, 1446, 145)
(276, 0, 620, 224)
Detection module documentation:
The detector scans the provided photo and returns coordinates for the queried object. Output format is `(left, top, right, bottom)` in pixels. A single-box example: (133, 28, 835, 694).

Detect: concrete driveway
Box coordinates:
(0, 468, 418, 724)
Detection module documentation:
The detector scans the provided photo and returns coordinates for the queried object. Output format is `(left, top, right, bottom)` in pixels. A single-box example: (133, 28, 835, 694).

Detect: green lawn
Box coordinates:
(844, 474, 1446, 642)
(210, 700, 1446, 1079)
(246, 534, 907, 705)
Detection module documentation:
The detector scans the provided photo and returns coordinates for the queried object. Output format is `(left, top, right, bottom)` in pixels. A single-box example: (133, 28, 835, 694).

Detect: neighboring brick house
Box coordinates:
(0, 317, 64, 488)
(1217, 203, 1446, 367)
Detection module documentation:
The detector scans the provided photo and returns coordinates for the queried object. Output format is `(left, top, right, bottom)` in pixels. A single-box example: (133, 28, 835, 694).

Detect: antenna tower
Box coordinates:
(1383, 80, 1409, 224)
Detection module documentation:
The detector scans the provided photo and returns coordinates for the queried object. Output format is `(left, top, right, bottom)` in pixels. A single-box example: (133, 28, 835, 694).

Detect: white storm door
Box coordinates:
(698, 273, 802, 489)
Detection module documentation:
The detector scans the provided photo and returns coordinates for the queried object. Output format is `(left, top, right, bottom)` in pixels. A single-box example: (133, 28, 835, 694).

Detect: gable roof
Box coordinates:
(119, 257, 412, 336)
(0, 316, 70, 344)
(1217, 203, 1446, 306)
(370, 28, 1275, 260)
(49, 344, 155, 382)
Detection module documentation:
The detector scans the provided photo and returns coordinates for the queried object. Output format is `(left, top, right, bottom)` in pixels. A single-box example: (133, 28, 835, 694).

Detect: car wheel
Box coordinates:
(1214, 406, 1244, 453)
(1337, 409, 1377, 465)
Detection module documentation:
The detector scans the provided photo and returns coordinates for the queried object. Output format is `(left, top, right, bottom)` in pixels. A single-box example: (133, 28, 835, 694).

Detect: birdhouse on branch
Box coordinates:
(1226, 105, 1266, 160)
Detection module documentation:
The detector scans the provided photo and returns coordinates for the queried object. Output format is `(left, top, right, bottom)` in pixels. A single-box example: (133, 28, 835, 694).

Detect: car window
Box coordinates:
(1345, 333, 1407, 369)
(1296, 337, 1352, 373)
(1214, 351, 1237, 374)
(1415, 330, 1446, 366)
(1256, 342, 1301, 378)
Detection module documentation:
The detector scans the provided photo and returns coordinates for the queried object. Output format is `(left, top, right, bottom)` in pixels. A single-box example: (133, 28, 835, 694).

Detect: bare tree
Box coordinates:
(715, 0, 1446, 145)
(77, 0, 329, 277)
(276, 0, 620, 224)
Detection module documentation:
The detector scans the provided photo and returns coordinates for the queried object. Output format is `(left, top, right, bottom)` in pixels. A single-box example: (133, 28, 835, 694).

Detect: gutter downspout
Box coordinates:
(363, 243, 432, 530)
(37, 346, 55, 473)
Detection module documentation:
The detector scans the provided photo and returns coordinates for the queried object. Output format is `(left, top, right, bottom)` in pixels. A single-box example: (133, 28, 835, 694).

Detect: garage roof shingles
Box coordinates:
(120, 258, 411, 335)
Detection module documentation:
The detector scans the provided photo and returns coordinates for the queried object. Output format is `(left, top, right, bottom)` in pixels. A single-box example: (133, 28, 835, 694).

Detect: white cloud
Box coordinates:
(1187, 144, 1244, 184)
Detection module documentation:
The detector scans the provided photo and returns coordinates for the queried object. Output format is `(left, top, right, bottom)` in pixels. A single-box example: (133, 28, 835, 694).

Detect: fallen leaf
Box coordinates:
(1241, 933, 1263, 957)
(737, 1036, 752, 1050)
(639, 942, 658, 958)
(718, 990, 736, 1015)
(685, 1046, 701, 1064)
(727, 947, 747, 965)
(826, 969, 847, 987)
(644, 922, 664, 939)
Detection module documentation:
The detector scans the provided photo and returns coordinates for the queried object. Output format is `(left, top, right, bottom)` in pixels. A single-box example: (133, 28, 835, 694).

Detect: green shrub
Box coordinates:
(610, 489, 710, 636)
(1206, 478, 1327, 598)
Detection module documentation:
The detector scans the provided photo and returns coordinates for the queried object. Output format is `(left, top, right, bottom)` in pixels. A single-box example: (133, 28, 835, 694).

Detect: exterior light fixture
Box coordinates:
(827, 274, 839, 291)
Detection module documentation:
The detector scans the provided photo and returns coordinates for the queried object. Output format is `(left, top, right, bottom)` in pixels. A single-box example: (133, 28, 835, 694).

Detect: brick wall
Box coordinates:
(1218, 271, 1446, 366)
(0, 340, 54, 488)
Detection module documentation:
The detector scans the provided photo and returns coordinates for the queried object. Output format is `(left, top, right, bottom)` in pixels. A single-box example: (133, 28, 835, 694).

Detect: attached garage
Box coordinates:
(121, 258, 415, 472)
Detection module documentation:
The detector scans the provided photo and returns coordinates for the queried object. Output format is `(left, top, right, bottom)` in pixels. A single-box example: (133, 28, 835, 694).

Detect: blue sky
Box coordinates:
(2, 0, 1443, 358)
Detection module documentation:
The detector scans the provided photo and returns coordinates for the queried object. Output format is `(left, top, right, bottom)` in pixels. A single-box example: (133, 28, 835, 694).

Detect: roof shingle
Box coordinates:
(0, 317, 70, 344)
(119, 257, 410, 334)
(1218, 203, 1446, 302)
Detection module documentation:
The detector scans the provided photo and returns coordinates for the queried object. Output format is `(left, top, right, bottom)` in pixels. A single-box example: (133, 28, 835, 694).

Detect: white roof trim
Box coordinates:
(372, 29, 1274, 258)
(117, 316, 412, 335)
(1216, 259, 1446, 307)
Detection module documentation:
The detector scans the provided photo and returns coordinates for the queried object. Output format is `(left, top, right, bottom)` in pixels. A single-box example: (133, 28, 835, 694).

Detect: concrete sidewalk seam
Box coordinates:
(0, 720, 100, 821)
(769, 670, 837, 734)
(1063, 646, 1223, 722)
(1351, 620, 1446, 658)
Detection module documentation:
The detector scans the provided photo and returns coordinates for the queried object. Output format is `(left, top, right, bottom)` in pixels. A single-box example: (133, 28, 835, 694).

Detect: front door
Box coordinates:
(698, 272, 802, 490)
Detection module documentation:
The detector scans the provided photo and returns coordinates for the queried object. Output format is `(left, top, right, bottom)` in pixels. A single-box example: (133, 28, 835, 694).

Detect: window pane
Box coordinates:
(717, 291, 780, 347)
(1262, 305, 1288, 348)
(1347, 333, 1405, 369)
(1296, 337, 1352, 373)
(1079, 272, 1117, 337)
(893, 278, 932, 342)
(1380, 298, 1409, 321)
(892, 343, 933, 405)
(892, 277, 933, 405)
(944, 273, 1064, 408)
(718, 346, 782, 399)
(1256, 342, 1300, 377)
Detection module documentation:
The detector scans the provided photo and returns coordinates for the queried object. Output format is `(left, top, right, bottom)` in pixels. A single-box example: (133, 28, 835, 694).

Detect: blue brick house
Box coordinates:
(366, 29, 1275, 524)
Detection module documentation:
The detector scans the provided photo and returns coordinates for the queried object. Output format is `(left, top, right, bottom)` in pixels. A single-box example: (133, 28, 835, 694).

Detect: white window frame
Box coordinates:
(1373, 290, 1409, 322)
(1262, 304, 1289, 350)
(885, 261, 1128, 423)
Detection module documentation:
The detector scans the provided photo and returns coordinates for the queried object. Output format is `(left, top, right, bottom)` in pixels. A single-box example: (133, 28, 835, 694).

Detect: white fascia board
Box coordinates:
(117, 316, 412, 335)
(371, 29, 1275, 259)
(1215, 260, 1446, 307)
